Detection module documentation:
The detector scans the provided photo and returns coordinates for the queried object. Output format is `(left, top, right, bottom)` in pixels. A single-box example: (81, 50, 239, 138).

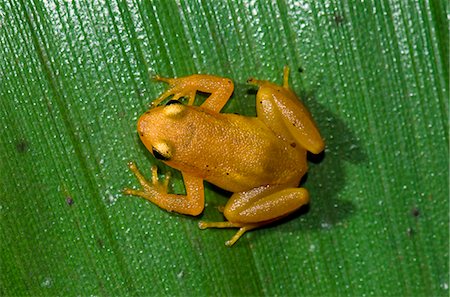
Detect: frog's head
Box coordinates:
(137, 100, 188, 162)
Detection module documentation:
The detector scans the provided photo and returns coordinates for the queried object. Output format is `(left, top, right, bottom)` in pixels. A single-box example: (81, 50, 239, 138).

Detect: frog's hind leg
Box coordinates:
(198, 221, 260, 246)
(249, 66, 325, 154)
(198, 184, 309, 246)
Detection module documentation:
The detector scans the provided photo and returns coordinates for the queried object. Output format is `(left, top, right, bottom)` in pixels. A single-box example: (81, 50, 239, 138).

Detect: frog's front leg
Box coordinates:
(123, 162, 204, 216)
(152, 74, 234, 112)
(199, 184, 309, 246)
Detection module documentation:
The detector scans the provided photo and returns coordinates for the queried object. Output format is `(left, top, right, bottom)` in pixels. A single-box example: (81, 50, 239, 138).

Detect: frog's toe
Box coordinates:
(150, 165, 170, 193)
(125, 162, 170, 196)
(123, 188, 145, 196)
(225, 227, 249, 246)
(247, 77, 268, 87)
(198, 221, 238, 229)
(162, 171, 171, 190)
(151, 165, 159, 185)
(127, 161, 150, 187)
(153, 75, 174, 84)
(197, 221, 258, 246)
(246, 77, 256, 84)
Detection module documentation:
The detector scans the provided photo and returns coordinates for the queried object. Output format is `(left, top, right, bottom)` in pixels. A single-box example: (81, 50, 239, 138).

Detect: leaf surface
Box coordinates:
(1, 1, 448, 296)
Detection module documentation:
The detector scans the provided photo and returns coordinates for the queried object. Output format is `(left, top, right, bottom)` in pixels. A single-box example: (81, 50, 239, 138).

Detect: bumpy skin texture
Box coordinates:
(124, 67, 324, 246)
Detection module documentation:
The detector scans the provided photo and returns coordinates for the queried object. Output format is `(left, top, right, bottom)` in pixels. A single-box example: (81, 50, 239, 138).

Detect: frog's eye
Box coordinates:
(164, 100, 185, 118)
(152, 141, 173, 161)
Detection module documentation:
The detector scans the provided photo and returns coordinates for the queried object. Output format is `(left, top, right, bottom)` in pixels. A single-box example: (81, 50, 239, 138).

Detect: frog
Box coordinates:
(123, 66, 324, 246)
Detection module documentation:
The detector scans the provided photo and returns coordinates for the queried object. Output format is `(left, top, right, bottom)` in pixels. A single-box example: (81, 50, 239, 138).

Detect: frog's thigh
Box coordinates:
(256, 86, 324, 154)
(256, 93, 295, 144)
(224, 186, 309, 224)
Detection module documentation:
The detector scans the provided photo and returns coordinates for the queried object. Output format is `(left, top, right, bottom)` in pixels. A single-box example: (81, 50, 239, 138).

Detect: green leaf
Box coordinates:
(1, 0, 448, 296)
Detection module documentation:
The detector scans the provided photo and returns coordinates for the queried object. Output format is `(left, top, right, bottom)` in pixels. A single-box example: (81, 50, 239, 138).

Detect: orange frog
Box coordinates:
(124, 67, 324, 246)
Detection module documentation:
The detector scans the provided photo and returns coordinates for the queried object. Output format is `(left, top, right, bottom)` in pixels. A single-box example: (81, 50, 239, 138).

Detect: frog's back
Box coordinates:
(161, 105, 307, 192)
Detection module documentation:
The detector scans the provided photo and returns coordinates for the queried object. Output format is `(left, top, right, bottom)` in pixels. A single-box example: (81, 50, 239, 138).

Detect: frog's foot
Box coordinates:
(152, 75, 197, 106)
(246, 77, 268, 87)
(200, 185, 310, 246)
(247, 65, 290, 88)
(123, 161, 170, 201)
(198, 221, 260, 246)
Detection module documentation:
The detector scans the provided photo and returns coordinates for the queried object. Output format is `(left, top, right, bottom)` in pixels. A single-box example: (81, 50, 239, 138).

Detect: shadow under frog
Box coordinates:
(265, 89, 366, 233)
(205, 83, 365, 234)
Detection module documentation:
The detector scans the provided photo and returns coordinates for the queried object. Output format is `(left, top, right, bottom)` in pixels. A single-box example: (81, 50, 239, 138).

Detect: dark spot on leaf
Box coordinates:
(407, 227, 414, 237)
(298, 67, 304, 73)
(66, 196, 74, 206)
(16, 139, 29, 153)
(97, 238, 105, 248)
(290, 142, 297, 148)
(411, 207, 420, 217)
(334, 13, 345, 25)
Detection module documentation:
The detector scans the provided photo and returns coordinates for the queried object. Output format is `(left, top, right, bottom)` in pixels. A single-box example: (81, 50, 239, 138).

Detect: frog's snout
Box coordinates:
(137, 113, 152, 138)
(137, 117, 145, 135)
